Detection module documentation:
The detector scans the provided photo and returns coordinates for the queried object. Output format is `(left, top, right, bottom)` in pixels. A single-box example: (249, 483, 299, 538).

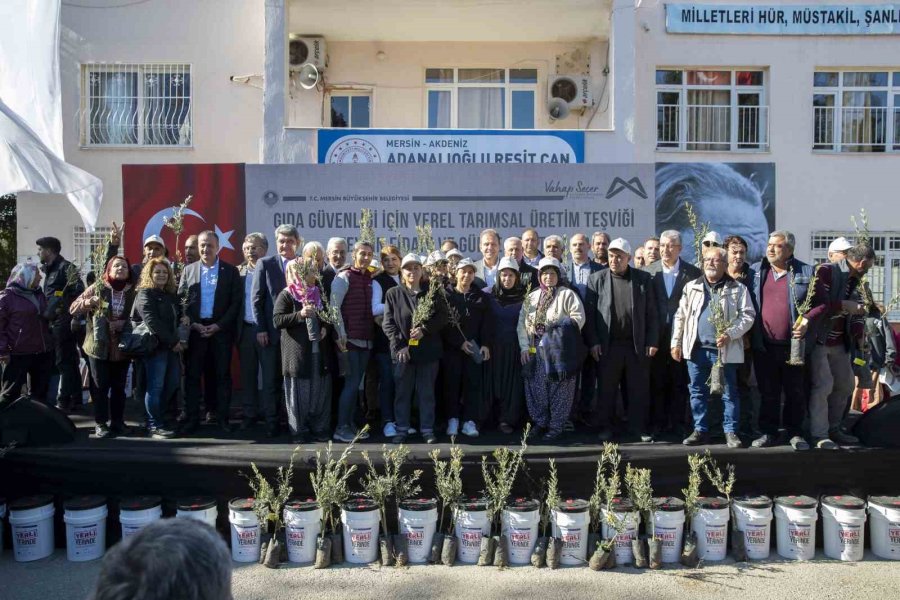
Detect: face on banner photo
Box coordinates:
(121, 163, 246, 266)
(654, 162, 775, 265)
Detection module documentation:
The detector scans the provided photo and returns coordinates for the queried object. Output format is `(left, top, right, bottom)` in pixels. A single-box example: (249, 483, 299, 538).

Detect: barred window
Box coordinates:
(73, 227, 118, 280)
(813, 70, 900, 153)
(80, 63, 192, 148)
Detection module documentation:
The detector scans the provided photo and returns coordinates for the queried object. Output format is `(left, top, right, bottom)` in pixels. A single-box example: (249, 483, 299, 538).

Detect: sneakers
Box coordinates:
(332, 427, 355, 443)
(94, 424, 111, 439)
(751, 434, 775, 448)
(682, 430, 709, 446)
(446, 418, 459, 436)
(407, 428, 417, 435)
(790, 436, 810, 451)
(422, 432, 437, 444)
(831, 430, 860, 446)
(461, 421, 479, 437)
(150, 427, 175, 440)
(383, 422, 398, 437)
(357, 428, 371, 440)
(725, 433, 743, 449)
(639, 433, 655, 443)
(815, 438, 839, 450)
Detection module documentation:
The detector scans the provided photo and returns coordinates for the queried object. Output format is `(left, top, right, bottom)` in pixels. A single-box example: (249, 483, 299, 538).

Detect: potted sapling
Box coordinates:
(701, 450, 740, 561)
(541, 458, 562, 569)
(707, 288, 738, 395)
(787, 264, 819, 366)
(680, 453, 706, 567)
(243, 448, 298, 568)
(590, 443, 624, 571)
(480, 424, 530, 567)
(429, 442, 464, 565)
(87, 240, 111, 346)
(529, 456, 554, 568)
(626, 464, 658, 569)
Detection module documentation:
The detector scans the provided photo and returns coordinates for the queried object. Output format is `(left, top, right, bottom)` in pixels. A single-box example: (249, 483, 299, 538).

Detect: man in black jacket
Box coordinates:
(178, 230, 241, 432)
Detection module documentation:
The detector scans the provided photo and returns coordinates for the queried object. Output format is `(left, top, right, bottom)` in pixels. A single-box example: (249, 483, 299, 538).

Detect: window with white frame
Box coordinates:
(73, 227, 118, 279)
(424, 68, 537, 129)
(656, 69, 769, 152)
(812, 71, 900, 153)
(330, 92, 371, 128)
(80, 63, 192, 147)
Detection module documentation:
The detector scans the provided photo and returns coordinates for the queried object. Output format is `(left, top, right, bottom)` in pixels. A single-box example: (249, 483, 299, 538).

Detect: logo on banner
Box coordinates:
(263, 190, 280, 207)
(605, 177, 647, 200)
(327, 138, 381, 164)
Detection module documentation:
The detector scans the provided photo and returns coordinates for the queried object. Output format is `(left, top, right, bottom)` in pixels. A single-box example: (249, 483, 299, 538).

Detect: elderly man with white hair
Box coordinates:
(503, 236, 538, 287)
(325, 237, 348, 274)
(827, 237, 853, 263)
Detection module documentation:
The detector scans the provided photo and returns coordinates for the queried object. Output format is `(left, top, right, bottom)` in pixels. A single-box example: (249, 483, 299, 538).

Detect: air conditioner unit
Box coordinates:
(288, 35, 327, 71)
(548, 74, 592, 111)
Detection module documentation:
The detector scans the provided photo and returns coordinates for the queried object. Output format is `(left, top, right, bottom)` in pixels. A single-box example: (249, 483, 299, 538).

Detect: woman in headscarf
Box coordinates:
(0, 262, 53, 409)
(517, 257, 585, 441)
(486, 257, 527, 434)
(70, 256, 136, 438)
(273, 257, 333, 444)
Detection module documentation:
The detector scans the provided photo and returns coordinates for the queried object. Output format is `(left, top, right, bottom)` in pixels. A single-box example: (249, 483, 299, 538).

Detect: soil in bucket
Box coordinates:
(284, 498, 321, 564)
(228, 498, 261, 564)
(733, 495, 773, 560)
(176, 496, 218, 529)
(119, 495, 162, 540)
(454, 496, 491, 564)
(501, 497, 540, 565)
(821, 495, 866, 562)
(602, 496, 641, 566)
(64, 495, 108, 562)
(652, 497, 686, 564)
(551, 498, 590, 566)
(692, 496, 729, 562)
(398, 497, 438, 564)
(868, 495, 900, 560)
(341, 498, 381, 564)
(531, 536, 548, 568)
(774, 495, 818, 561)
(9, 494, 55, 562)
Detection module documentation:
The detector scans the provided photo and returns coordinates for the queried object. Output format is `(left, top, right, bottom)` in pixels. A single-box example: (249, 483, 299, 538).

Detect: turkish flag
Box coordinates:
(121, 163, 246, 265)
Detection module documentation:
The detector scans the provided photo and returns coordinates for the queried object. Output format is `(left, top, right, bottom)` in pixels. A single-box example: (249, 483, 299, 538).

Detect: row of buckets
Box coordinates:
(2, 493, 899, 565)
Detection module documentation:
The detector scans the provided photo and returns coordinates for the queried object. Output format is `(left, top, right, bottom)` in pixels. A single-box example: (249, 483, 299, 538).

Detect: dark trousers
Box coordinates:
(597, 341, 651, 435)
(573, 356, 597, 422)
(52, 329, 82, 404)
(442, 348, 483, 424)
(0, 352, 53, 410)
(737, 354, 761, 437)
(88, 357, 129, 425)
(394, 360, 439, 434)
(184, 329, 233, 423)
(238, 325, 277, 426)
(372, 351, 395, 424)
(754, 342, 807, 437)
(649, 349, 690, 431)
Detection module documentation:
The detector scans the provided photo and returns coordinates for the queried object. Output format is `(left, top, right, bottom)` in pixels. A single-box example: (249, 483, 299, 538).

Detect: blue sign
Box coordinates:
(666, 4, 900, 35)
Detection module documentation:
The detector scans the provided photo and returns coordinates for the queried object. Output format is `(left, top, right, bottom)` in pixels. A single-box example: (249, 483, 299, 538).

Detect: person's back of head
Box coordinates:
(90, 518, 232, 600)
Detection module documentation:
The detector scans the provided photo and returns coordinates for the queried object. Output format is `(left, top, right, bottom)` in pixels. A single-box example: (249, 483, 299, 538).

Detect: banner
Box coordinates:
(666, 4, 900, 35)
(122, 163, 245, 265)
(655, 162, 775, 265)
(317, 129, 584, 164)
(246, 164, 654, 255)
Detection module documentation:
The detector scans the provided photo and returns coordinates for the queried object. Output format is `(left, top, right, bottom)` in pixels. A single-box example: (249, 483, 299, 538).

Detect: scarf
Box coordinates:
(6, 262, 40, 290)
(285, 257, 322, 306)
(534, 286, 556, 338)
(103, 256, 133, 290)
(492, 271, 525, 306)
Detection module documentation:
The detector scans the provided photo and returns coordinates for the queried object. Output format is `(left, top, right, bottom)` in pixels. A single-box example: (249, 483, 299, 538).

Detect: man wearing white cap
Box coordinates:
(585, 238, 659, 442)
(702, 231, 724, 249)
(827, 237, 853, 263)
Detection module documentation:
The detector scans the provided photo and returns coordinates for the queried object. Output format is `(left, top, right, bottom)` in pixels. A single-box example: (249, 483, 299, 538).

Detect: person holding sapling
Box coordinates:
(671, 246, 755, 448)
(382, 253, 448, 444)
(70, 256, 137, 438)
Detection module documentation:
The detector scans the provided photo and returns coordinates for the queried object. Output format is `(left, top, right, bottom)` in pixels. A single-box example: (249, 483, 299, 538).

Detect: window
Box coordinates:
(812, 70, 900, 153)
(330, 93, 371, 128)
(656, 68, 768, 152)
(424, 68, 537, 129)
(73, 227, 117, 279)
(81, 63, 192, 147)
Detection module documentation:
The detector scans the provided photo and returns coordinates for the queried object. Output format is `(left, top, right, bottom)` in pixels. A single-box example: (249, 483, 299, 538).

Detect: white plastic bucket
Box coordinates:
(774, 496, 818, 561)
(602, 497, 640, 565)
(652, 497, 686, 564)
(119, 496, 162, 540)
(284, 498, 322, 564)
(454, 497, 491, 564)
(693, 497, 730, 562)
(822, 495, 866, 562)
(551, 498, 590, 566)
(733, 496, 773, 560)
(868, 495, 900, 560)
(176, 496, 218, 529)
(9, 495, 55, 562)
(341, 498, 380, 564)
(398, 498, 438, 564)
(501, 498, 540, 565)
(64, 496, 108, 562)
(0, 497, 6, 553)
(228, 498, 261, 563)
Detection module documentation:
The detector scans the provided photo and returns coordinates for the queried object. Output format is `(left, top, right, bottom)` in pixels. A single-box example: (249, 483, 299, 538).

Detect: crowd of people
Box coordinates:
(0, 221, 895, 450)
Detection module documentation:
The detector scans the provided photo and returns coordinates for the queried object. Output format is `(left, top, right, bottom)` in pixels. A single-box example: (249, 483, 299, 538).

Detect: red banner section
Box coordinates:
(121, 163, 246, 265)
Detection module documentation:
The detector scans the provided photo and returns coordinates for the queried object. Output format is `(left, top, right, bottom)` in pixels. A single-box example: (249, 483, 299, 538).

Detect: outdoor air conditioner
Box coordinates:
(288, 35, 327, 71)
(548, 74, 592, 111)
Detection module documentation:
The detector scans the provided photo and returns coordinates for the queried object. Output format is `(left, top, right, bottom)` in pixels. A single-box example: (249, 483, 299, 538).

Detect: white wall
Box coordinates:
(17, 0, 264, 259)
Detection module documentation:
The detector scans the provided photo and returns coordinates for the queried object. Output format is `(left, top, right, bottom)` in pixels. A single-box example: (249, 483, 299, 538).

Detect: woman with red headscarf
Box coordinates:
(71, 255, 136, 438)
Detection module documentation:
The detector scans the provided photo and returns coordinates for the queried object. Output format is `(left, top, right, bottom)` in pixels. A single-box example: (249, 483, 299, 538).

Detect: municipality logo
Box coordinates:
(327, 138, 382, 164)
(605, 177, 647, 199)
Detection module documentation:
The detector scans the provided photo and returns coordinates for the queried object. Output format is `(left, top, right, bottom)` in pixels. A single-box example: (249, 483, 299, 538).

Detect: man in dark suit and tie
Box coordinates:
(642, 230, 702, 435)
(178, 230, 242, 433)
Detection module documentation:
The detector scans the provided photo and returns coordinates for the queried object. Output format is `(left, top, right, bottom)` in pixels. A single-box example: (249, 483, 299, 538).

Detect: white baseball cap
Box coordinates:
(608, 238, 632, 255)
(143, 234, 166, 250)
(401, 253, 422, 269)
(537, 256, 562, 272)
(828, 237, 853, 253)
(445, 248, 463, 260)
(425, 250, 447, 266)
(498, 257, 519, 273)
(702, 231, 723, 246)
(456, 258, 476, 272)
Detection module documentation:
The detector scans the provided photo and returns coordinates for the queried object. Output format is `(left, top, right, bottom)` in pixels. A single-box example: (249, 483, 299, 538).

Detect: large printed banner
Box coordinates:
(666, 4, 900, 35)
(122, 163, 246, 265)
(245, 164, 654, 255)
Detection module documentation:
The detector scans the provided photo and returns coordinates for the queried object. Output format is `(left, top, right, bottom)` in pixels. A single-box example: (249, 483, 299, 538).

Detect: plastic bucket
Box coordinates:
(341, 498, 380, 564)
(284, 498, 322, 564)
(63, 496, 108, 562)
(228, 498, 261, 563)
(692, 496, 729, 561)
(9, 495, 55, 562)
(501, 498, 540, 565)
(602, 497, 640, 565)
(551, 498, 590, 566)
(733, 496, 773, 560)
(398, 498, 438, 564)
(774, 495, 818, 561)
(822, 495, 866, 562)
(454, 496, 491, 564)
(868, 495, 900, 560)
(653, 497, 685, 564)
(119, 496, 162, 540)
(176, 496, 218, 529)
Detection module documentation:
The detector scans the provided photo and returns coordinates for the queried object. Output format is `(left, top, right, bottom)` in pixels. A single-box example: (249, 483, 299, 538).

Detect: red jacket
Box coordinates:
(0, 286, 52, 356)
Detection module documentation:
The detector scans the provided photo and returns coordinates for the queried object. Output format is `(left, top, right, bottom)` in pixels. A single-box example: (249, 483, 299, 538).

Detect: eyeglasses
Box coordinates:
(702, 241, 721, 247)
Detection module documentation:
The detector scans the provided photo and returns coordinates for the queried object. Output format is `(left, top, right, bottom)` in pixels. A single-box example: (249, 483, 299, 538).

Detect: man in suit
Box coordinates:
(566, 233, 604, 426)
(585, 238, 659, 442)
(237, 233, 273, 434)
(502, 236, 538, 288)
(474, 228, 502, 289)
(251, 224, 302, 436)
(178, 230, 242, 433)
(521, 228, 543, 267)
(642, 230, 702, 435)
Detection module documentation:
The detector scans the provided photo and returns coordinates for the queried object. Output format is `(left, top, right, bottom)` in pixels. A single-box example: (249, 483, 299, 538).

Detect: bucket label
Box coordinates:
(74, 524, 99, 548)
(889, 525, 900, 546)
(839, 524, 861, 547)
(655, 526, 677, 549)
(287, 526, 306, 548)
(559, 528, 582, 549)
(405, 527, 425, 548)
(509, 528, 532, 548)
(460, 527, 482, 549)
(745, 524, 768, 546)
(788, 524, 812, 547)
(350, 529, 372, 550)
(705, 524, 726, 547)
(235, 526, 258, 546)
(122, 525, 145, 539)
(15, 526, 38, 546)
(614, 526, 636, 548)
